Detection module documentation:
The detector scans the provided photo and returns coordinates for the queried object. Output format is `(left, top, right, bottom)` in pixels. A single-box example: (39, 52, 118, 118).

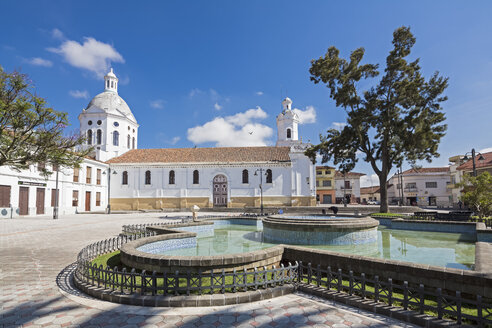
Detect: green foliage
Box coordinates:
(306, 27, 448, 212)
(370, 212, 406, 218)
(457, 172, 492, 219)
(0, 66, 91, 175)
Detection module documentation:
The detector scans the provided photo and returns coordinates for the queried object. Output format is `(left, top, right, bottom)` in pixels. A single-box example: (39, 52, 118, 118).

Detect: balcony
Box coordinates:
(404, 187, 418, 192)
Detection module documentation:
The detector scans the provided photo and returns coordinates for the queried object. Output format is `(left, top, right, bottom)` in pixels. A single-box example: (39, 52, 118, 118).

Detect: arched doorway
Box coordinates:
(213, 174, 228, 207)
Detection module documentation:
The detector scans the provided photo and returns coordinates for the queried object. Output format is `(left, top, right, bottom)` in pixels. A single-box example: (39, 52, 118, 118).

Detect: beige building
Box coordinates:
(360, 186, 381, 204)
(315, 166, 336, 204)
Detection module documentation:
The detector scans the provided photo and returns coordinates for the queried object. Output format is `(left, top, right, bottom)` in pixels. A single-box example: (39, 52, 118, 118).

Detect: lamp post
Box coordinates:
(104, 168, 117, 214)
(463, 149, 485, 177)
(254, 169, 267, 216)
(343, 172, 347, 208)
(53, 166, 59, 220)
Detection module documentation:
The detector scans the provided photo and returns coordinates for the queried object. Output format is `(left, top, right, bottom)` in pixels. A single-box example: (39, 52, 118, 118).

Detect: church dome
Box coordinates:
(83, 68, 137, 123)
(86, 91, 137, 123)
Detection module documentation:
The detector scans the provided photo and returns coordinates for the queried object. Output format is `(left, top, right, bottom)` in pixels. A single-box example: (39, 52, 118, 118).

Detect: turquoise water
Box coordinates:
(162, 224, 475, 270)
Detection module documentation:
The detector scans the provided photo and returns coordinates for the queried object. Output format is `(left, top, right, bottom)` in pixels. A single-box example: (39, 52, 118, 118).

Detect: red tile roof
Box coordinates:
(335, 171, 366, 178)
(316, 165, 335, 170)
(402, 167, 449, 174)
(457, 151, 492, 171)
(360, 186, 380, 193)
(106, 147, 292, 164)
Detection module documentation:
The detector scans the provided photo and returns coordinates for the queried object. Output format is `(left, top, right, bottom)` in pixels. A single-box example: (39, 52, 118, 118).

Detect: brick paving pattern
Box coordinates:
(0, 213, 417, 327)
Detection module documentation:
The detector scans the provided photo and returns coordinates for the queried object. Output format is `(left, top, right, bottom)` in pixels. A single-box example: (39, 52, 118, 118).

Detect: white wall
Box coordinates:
(0, 159, 108, 218)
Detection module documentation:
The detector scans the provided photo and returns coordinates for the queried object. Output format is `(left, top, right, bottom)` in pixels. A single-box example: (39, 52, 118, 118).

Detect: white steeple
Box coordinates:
(276, 97, 300, 147)
(104, 68, 118, 93)
(79, 67, 139, 161)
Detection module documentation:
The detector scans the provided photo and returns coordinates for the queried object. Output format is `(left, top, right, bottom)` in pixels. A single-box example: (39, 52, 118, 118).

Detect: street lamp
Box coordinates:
(53, 164, 60, 220)
(462, 149, 485, 177)
(254, 169, 267, 216)
(103, 168, 117, 214)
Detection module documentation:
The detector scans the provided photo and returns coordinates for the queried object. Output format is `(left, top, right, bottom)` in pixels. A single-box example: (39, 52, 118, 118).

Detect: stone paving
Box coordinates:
(0, 213, 417, 328)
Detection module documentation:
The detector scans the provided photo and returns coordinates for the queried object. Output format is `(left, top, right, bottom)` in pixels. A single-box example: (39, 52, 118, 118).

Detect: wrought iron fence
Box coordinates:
(76, 231, 297, 297)
(298, 262, 492, 327)
(121, 215, 243, 234)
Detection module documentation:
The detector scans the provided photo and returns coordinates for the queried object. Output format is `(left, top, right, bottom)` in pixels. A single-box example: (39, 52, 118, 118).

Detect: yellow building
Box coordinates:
(315, 166, 336, 204)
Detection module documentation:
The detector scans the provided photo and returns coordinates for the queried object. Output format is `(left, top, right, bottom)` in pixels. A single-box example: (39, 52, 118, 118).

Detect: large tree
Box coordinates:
(305, 27, 448, 212)
(0, 67, 90, 174)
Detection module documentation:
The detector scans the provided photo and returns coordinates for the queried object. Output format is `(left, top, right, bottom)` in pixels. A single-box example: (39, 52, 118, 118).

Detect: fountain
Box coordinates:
(262, 214, 379, 245)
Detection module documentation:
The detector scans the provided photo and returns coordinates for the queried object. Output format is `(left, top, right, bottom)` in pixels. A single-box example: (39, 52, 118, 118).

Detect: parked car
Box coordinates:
(367, 200, 380, 205)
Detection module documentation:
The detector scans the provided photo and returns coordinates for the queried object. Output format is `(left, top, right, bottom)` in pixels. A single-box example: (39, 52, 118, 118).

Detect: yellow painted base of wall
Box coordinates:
(111, 196, 316, 210)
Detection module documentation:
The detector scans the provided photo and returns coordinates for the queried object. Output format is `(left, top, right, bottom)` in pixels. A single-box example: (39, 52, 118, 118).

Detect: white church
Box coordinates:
(0, 69, 316, 217)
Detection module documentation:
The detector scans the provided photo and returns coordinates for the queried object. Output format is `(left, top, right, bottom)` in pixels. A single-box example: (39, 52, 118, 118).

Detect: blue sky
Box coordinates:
(1, 1, 491, 186)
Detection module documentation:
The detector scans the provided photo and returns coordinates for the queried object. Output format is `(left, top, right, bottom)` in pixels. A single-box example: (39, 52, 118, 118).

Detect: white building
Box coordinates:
(387, 167, 451, 207)
(0, 69, 316, 216)
(0, 158, 108, 218)
(334, 171, 365, 204)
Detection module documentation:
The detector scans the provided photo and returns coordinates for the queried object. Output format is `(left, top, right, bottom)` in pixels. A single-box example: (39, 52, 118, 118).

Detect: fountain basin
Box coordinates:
(262, 215, 379, 245)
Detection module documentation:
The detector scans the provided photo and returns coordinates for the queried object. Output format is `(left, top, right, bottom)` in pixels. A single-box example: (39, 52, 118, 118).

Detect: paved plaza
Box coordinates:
(0, 213, 417, 328)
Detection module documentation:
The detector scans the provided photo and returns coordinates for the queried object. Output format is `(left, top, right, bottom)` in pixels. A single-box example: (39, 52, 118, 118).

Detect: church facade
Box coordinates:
(0, 69, 316, 217)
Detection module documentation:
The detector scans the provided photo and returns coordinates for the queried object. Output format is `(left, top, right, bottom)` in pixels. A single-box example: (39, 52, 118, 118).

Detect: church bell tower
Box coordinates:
(276, 97, 300, 147)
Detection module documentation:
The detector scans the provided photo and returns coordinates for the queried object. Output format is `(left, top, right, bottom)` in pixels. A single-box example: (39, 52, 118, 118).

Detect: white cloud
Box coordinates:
(69, 90, 89, 99)
(480, 147, 492, 154)
(256, 91, 264, 96)
(187, 107, 273, 147)
(51, 28, 64, 40)
(26, 57, 53, 67)
(48, 37, 124, 78)
(292, 106, 316, 124)
(331, 122, 347, 130)
(214, 102, 223, 111)
(170, 136, 181, 145)
(150, 99, 165, 109)
(360, 174, 379, 188)
(189, 88, 204, 98)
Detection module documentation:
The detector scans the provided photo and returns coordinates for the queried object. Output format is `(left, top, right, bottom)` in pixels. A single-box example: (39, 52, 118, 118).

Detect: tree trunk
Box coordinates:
(378, 173, 389, 213)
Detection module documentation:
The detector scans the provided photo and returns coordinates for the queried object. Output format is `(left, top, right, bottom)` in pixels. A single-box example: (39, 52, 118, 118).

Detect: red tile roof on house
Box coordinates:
(360, 186, 380, 194)
(106, 147, 292, 164)
(316, 165, 335, 170)
(335, 171, 366, 178)
(402, 167, 450, 174)
(457, 151, 492, 171)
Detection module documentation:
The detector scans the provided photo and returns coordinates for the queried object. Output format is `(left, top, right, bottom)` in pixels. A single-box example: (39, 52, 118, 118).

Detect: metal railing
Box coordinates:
(75, 231, 297, 297)
(298, 262, 492, 327)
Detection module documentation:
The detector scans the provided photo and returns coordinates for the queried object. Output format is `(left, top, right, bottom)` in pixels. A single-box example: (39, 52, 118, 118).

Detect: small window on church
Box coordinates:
(242, 170, 249, 184)
(88, 120, 93, 126)
(97, 120, 102, 125)
(169, 170, 175, 185)
(113, 131, 119, 146)
(107, 80, 109, 88)
(87, 130, 93, 145)
(111, 81, 113, 88)
(113, 122, 119, 127)
(122, 171, 128, 185)
(266, 169, 272, 183)
(193, 170, 199, 184)
(127, 135, 130, 148)
(287, 128, 291, 139)
(96, 129, 102, 144)
(132, 137, 135, 149)
(145, 171, 151, 185)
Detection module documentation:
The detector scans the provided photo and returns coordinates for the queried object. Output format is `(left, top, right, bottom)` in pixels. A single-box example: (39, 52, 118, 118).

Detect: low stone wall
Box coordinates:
(282, 246, 492, 298)
(477, 226, 492, 243)
(262, 215, 379, 245)
(121, 231, 284, 273)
